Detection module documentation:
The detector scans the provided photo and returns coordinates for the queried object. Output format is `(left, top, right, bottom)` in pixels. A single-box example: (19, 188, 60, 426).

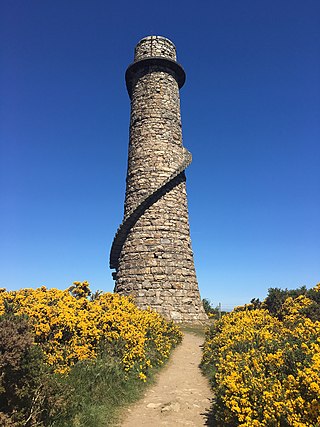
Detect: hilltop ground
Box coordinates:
(118, 331, 212, 426)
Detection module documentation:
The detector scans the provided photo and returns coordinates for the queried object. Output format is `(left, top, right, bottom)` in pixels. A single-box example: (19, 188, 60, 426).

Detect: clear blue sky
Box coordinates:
(1, 1, 319, 309)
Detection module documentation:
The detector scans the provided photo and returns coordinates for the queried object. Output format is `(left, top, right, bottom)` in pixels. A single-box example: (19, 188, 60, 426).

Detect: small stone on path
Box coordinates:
(147, 403, 162, 409)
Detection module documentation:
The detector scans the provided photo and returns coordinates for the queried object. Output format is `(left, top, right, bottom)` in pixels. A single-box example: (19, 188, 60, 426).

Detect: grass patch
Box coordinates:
(180, 323, 208, 337)
(50, 335, 183, 426)
(50, 357, 157, 427)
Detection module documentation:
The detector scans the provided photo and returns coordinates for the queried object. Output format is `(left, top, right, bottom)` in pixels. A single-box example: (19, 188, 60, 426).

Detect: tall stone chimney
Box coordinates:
(110, 36, 207, 322)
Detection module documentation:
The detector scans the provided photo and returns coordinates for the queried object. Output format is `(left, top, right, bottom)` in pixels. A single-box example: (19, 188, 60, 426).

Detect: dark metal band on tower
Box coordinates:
(110, 36, 207, 322)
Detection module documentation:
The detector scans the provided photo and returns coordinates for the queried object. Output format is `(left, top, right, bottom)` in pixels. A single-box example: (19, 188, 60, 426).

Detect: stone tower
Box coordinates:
(110, 36, 207, 322)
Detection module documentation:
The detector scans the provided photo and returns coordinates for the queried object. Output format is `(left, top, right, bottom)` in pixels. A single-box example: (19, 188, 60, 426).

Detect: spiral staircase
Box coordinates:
(109, 147, 192, 272)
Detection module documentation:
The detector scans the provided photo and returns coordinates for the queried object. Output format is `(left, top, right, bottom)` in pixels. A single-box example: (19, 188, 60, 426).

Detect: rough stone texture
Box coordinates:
(134, 36, 177, 61)
(110, 36, 207, 322)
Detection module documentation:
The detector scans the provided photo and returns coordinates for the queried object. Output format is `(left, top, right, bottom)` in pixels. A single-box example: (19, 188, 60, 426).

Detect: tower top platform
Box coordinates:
(134, 35, 177, 61)
(126, 35, 185, 98)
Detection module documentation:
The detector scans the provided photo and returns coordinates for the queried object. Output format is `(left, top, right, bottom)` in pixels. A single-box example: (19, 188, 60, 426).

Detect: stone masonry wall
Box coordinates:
(112, 36, 207, 322)
(134, 36, 177, 61)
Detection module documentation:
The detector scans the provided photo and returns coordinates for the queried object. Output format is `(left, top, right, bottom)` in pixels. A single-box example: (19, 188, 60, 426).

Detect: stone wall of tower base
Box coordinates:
(117, 289, 208, 323)
(114, 181, 208, 323)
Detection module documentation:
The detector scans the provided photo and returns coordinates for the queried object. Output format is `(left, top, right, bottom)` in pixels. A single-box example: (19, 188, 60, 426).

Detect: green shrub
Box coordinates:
(0, 286, 182, 426)
(52, 356, 151, 427)
(0, 314, 71, 427)
(201, 284, 320, 426)
(263, 285, 320, 321)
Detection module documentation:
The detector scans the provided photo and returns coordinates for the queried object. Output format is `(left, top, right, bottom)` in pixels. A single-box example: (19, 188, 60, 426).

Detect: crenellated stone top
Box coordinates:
(126, 36, 185, 99)
(134, 36, 177, 61)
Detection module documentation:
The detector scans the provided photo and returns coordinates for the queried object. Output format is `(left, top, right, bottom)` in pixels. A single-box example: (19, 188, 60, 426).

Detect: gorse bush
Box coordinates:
(250, 285, 320, 322)
(201, 283, 320, 427)
(0, 283, 182, 426)
(0, 314, 66, 426)
(0, 282, 182, 375)
(0, 314, 42, 426)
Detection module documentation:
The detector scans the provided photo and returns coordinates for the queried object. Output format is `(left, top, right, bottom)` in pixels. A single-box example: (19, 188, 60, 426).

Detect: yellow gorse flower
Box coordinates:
(202, 284, 320, 426)
(0, 282, 182, 380)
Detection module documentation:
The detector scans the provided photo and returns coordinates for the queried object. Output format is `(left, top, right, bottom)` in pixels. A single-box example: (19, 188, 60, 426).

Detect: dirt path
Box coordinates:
(119, 332, 212, 426)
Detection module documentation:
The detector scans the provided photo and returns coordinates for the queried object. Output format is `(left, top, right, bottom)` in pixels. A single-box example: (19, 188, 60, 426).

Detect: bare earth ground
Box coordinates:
(119, 332, 212, 426)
